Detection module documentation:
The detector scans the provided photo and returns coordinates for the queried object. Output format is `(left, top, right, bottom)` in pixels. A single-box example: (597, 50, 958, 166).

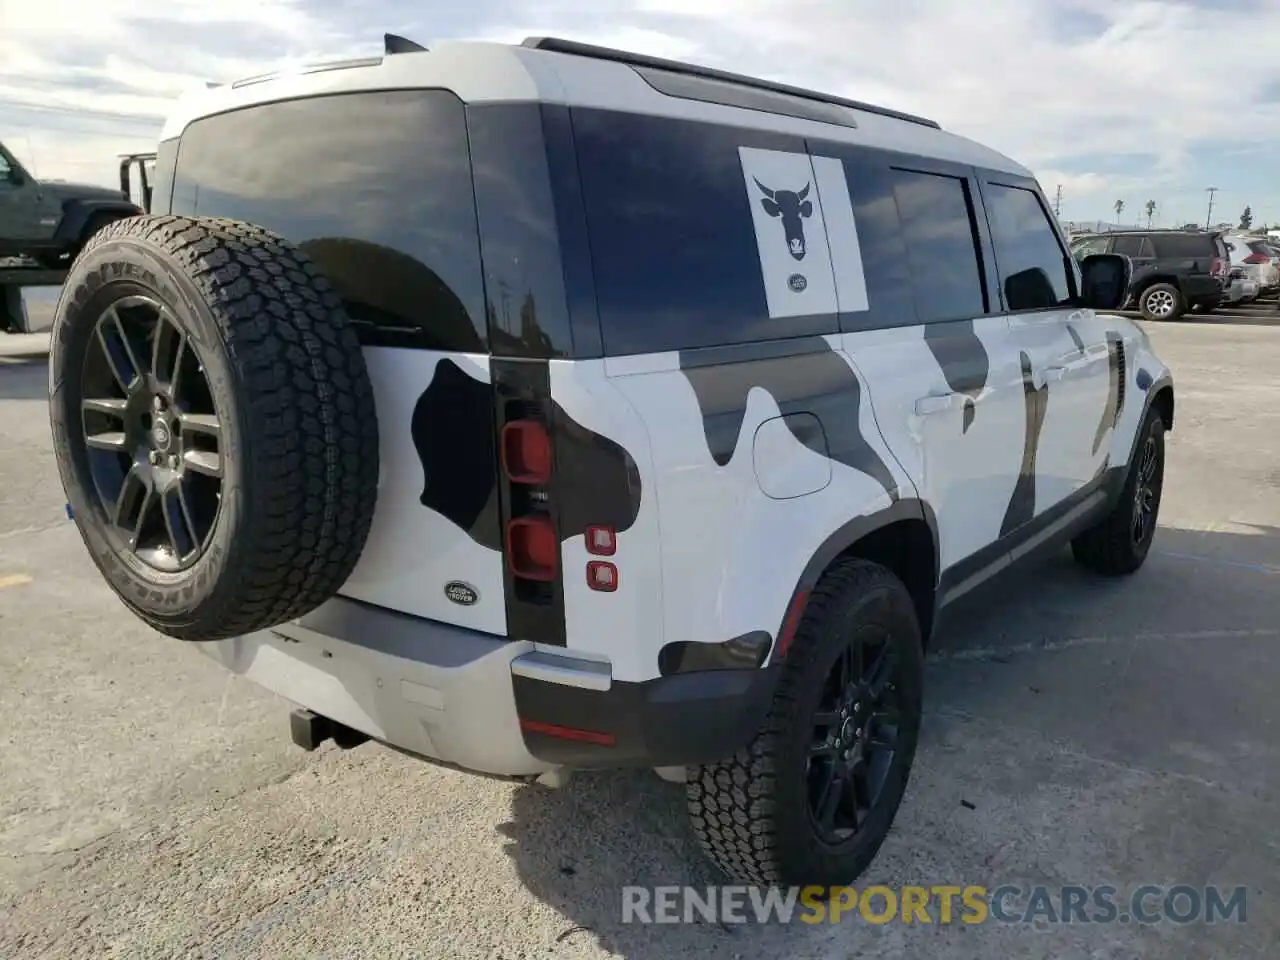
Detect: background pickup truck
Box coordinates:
(1, 145, 149, 333)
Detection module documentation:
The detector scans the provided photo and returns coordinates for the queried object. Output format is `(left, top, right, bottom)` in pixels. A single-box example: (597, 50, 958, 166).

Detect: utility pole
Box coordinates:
(1205, 186, 1218, 229)
(1053, 184, 1063, 218)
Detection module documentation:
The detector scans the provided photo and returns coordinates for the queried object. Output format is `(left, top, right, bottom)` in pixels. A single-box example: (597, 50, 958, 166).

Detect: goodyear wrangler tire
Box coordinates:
(686, 559, 923, 887)
(48, 215, 379, 641)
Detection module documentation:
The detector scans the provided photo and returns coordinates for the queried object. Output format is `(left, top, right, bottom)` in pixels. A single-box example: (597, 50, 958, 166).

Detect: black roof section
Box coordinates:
(522, 36, 941, 130)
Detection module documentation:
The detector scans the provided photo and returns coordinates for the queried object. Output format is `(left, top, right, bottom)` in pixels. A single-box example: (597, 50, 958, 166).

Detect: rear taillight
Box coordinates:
(507, 516, 557, 581)
(1211, 257, 1226, 277)
(501, 419, 552, 484)
(1244, 253, 1269, 264)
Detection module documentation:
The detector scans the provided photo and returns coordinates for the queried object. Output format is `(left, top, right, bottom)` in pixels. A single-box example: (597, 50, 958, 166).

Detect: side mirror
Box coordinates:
(1078, 253, 1131, 311)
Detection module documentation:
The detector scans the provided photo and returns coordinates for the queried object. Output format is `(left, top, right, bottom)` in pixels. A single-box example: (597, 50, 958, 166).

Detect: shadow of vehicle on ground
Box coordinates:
(495, 523, 1280, 957)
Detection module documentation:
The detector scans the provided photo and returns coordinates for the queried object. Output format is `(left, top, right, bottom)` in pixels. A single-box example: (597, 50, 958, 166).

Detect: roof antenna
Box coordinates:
(385, 33, 427, 55)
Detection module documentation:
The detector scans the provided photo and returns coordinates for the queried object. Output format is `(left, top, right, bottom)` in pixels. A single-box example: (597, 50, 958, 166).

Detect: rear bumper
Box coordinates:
(198, 596, 776, 777)
(1180, 277, 1221, 302)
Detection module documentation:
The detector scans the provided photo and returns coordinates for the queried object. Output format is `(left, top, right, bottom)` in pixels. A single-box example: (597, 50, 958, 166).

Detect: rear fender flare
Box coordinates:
(53, 200, 142, 248)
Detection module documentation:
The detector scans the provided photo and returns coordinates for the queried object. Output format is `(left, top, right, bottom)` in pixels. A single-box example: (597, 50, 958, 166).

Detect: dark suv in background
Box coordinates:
(1070, 229, 1227, 321)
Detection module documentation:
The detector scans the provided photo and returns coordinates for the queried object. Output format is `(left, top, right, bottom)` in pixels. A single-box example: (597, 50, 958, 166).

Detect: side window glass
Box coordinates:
(984, 183, 1073, 312)
(890, 168, 987, 323)
(0, 152, 12, 182)
(1070, 236, 1109, 258)
(573, 110, 838, 355)
(1111, 236, 1144, 257)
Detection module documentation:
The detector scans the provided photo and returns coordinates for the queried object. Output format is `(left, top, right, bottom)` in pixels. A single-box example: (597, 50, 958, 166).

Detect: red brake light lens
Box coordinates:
(507, 516, 558, 581)
(586, 561, 619, 592)
(585, 525, 616, 556)
(501, 419, 552, 484)
(1244, 253, 1269, 264)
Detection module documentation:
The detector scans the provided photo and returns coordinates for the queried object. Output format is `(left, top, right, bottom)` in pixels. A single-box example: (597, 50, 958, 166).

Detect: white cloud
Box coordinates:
(3, 0, 1279, 220)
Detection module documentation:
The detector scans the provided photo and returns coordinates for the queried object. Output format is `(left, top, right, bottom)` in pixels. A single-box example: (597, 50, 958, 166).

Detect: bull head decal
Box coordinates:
(754, 177, 814, 261)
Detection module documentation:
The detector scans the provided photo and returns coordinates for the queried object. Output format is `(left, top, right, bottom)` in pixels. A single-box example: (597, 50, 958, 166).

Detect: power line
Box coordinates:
(3, 118, 159, 140)
(0, 97, 164, 126)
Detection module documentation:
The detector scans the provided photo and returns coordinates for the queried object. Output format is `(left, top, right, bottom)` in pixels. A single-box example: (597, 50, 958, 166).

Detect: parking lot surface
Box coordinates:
(2, 310, 1278, 959)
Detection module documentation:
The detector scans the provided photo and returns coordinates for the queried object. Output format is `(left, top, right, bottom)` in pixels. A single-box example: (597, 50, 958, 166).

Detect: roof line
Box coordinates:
(521, 36, 942, 130)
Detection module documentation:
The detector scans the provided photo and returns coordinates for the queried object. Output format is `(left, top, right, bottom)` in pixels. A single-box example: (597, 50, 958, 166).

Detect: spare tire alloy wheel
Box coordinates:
(50, 215, 379, 642)
(81, 296, 223, 571)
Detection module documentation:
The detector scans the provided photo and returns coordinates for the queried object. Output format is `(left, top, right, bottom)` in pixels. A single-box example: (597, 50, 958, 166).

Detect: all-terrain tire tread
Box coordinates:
(685, 559, 913, 885)
(71, 214, 378, 639)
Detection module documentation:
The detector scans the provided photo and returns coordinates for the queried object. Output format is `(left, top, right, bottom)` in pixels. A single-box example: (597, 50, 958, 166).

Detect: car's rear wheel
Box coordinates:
(686, 559, 923, 886)
(49, 214, 379, 641)
(1138, 283, 1184, 322)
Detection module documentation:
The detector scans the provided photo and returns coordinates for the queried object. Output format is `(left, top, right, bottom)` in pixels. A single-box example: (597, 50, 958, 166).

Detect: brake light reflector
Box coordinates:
(585, 525, 616, 556)
(507, 516, 558, 581)
(501, 419, 552, 484)
(586, 560, 618, 592)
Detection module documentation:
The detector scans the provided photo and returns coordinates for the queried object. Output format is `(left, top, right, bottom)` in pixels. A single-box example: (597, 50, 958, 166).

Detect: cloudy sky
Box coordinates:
(3, 0, 1279, 226)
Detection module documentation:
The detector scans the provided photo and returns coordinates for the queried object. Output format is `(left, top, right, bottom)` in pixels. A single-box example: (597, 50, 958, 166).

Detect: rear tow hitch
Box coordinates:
(289, 708, 370, 751)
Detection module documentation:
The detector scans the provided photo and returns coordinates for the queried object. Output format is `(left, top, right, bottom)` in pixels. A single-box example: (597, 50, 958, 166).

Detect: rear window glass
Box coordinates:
(1150, 233, 1215, 258)
(1249, 241, 1275, 256)
(1110, 235, 1150, 257)
(572, 109, 838, 355)
(170, 91, 487, 352)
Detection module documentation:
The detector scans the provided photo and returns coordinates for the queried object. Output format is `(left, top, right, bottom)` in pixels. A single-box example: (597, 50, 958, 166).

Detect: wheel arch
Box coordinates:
(1150, 382, 1175, 433)
(53, 199, 143, 249)
(1134, 275, 1182, 298)
(777, 498, 940, 656)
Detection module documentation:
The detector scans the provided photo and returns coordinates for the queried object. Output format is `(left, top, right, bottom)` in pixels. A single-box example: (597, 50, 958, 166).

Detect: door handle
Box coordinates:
(914, 393, 955, 415)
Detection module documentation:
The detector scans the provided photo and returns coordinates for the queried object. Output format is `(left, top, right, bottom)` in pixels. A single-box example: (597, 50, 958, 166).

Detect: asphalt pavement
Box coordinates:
(1, 310, 1277, 959)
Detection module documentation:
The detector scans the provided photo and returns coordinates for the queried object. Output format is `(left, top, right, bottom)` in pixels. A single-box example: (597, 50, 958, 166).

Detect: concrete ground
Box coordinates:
(1, 308, 1277, 959)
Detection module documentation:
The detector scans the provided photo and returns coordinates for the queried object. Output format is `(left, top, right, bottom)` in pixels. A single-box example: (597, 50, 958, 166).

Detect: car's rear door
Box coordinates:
(167, 89, 510, 637)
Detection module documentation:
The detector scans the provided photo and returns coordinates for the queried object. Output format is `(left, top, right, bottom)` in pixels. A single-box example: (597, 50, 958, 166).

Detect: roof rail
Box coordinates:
(521, 36, 940, 130)
(385, 33, 427, 55)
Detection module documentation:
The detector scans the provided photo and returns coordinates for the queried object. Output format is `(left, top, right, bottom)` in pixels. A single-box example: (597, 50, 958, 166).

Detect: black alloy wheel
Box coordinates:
(1131, 431, 1160, 548)
(807, 630, 902, 844)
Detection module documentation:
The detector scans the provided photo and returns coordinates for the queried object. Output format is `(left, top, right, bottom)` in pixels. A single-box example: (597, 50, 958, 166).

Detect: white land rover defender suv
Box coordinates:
(48, 35, 1172, 888)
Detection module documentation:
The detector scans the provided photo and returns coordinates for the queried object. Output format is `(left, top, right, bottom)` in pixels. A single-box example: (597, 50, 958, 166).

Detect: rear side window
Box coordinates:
(1150, 234, 1215, 258)
(171, 91, 488, 352)
(982, 183, 1073, 311)
(571, 110, 837, 355)
(1111, 235, 1151, 257)
(890, 169, 987, 322)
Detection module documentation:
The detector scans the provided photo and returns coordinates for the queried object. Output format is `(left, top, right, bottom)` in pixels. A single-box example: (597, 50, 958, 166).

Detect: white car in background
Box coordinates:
(1223, 267, 1260, 306)
(1224, 234, 1280, 293)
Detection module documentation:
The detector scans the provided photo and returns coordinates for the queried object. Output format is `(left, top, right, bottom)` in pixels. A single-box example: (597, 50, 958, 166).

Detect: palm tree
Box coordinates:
(1114, 199, 1126, 223)
(1145, 200, 1156, 228)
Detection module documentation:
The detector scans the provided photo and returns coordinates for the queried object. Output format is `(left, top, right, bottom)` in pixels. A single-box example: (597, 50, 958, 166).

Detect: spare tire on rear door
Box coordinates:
(48, 215, 379, 641)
